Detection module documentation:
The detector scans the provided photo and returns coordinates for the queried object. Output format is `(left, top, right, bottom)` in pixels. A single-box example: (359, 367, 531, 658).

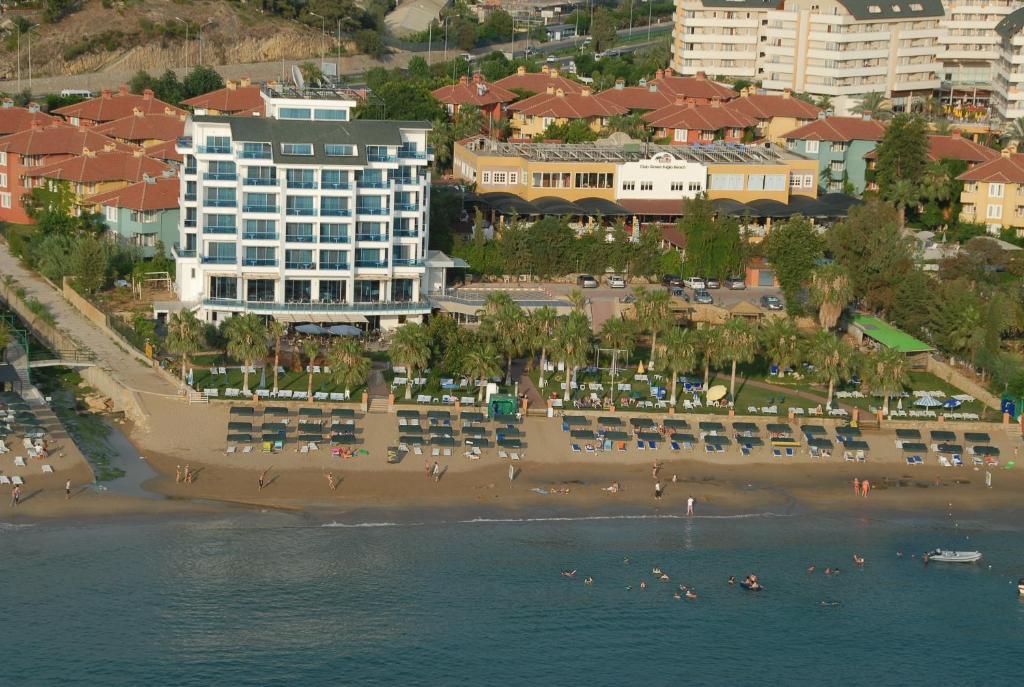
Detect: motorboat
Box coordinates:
(925, 549, 982, 563)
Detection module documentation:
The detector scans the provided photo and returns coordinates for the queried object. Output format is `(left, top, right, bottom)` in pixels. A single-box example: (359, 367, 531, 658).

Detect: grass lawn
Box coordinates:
(186, 354, 366, 399)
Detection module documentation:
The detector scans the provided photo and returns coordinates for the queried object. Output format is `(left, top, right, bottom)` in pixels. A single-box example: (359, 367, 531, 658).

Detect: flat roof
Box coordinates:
(461, 138, 805, 165)
(852, 314, 933, 353)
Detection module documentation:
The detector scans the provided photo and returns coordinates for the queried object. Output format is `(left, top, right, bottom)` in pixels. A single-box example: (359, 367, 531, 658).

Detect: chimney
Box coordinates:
(711, 97, 721, 108)
(862, 113, 871, 121)
(555, 88, 565, 97)
(1002, 145, 1016, 158)
(133, 107, 144, 117)
(240, 77, 251, 87)
(103, 141, 116, 152)
(648, 83, 658, 93)
(226, 80, 237, 91)
(30, 118, 43, 130)
(143, 174, 155, 184)
(162, 168, 175, 178)
(817, 111, 827, 120)
(473, 72, 483, 84)
(655, 69, 664, 80)
(951, 130, 961, 139)
(1, 98, 12, 108)
(615, 78, 625, 90)
(517, 66, 527, 75)
(82, 147, 95, 157)
(675, 96, 686, 107)
(101, 88, 112, 99)
(541, 65, 550, 75)
(550, 68, 560, 78)
(119, 85, 129, 96)
(143, 89, 154, 100)
(459, 75, 469, 85)
(782, 89, 791, 99)
(695, 71, 706, 81)
(546, 85, 556, 95)
(581, 87, 591, 97)
(27, 101, 40, 113)
(740, 87, 750, 97)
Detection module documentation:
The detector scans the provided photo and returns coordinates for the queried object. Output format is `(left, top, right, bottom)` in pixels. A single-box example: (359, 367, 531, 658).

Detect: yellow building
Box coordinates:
(507, 87, 629, 140)
(958, 148, 1024, 236)
(706, 158, 819, 204)
(26, 147, 172, 211)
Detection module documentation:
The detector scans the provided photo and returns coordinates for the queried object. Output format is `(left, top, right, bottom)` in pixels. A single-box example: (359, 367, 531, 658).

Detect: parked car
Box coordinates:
(693, 289, 714, 304)
(577, 274, 598, 288)
(760, 295, 784, 311)
(684, 277, 706, 289)
(607, 274, 626, 288)
(669, 287, 690, 301)
(706, 278, 721, 289)
(726, 276, 746, 290)
(661, 274, 683, 287)
(546, 55, 557, 63)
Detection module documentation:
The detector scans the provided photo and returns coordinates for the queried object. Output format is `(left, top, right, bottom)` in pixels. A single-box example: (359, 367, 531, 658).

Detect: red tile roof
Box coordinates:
(93, 111, 187, 143)
(508, 89, 628, 119)
(494, 66, 585, 96)
(432, 74, 518, 107)
(26, 150, 170, 184)
(594, 84, 675, 111)
(864, 134, 999, 163)
(86, 176, 179, 211)
(782, 116, 886, 142)
(957, 152, 1024, 183)
(647, 69, 738, 101)
(644, 102, 757, 131)
(53, 85, 185, 123)
(181, 81, 264, 114)
(143, 139, 184, 163)
(0, 104, 60, 136)
(727, 94, 821, 120)
(0, 124, 134, 156)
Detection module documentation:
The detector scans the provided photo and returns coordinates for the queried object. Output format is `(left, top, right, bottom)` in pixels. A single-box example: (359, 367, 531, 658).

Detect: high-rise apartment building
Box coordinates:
(174, 86, 433, 330)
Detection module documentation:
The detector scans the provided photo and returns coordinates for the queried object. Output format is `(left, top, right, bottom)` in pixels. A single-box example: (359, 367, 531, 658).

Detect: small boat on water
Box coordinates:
(925, 549, 982, 563)
(1018, 578, 1024, 597)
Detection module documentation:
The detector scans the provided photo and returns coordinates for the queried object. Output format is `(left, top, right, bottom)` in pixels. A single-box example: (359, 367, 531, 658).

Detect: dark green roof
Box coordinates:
(698, 0, 780, 7)
(193, 115, 431, 166)
(997, 7, 1024, 39)
(835, 0, 943, 20)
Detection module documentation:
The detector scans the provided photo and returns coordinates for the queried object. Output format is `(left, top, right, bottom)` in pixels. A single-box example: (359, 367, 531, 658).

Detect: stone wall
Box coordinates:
(79, 366, 150, 430)
(0, 279, 85, 356)
(925, 356, 1001, 410)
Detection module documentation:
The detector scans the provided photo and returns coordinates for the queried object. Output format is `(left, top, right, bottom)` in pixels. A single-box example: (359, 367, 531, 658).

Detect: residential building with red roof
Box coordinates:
(643, 99, 758, 144)
(26, 148, 171, 214)
(0, 123, 134, 224)
(52, 85, 186, 126)
(493, 66, 584, 97)
(864, 132, 999, 191)
(93, 110, 188, 147)
(180, 78, 264, 115)
(782, 116, 888, 193)
(507, 86, 628, 139)
(431, 73, 518, 129)
(644, 69, 738, 103)
(594, 80, 676, 112)
(86, 175, 179, 257)
(143, 139, 184, 165)
(956, 147, 1024, 235)
(726, 90, 821, 143)
(0, 100, 60, 136)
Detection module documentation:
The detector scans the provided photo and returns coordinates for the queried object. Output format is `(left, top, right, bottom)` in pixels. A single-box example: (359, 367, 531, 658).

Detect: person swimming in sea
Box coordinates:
(623, 557, 630, 565)
(659, 573, 670, 582)
(853, 554, 865, 566)
(673, 591, 682, 600)
(562, 569, 577, 578)
(685, 589, 698, 600)
(639, 581, 647, 590)
(584, 576, 594, 585)
(728, 576, 736, 585)
(652, 567, 663, 576)
(807, 564, 816, 573)
(820, 600, 841, 607)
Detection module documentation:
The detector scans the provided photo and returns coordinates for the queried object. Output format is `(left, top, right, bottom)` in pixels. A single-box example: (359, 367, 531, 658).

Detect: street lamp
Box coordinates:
(198, 19, 213, 67)
(27, 25, 39, 95)
(337, 19, 343, 78)
(647, 0, 653, 43)
(309, 11, 325, 67)
(174, 17, 189, 72)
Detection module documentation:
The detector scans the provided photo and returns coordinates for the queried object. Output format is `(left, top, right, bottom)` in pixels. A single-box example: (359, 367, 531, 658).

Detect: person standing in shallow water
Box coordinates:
(687, 495, 695, 515)
(853, 477, 860, 496)
(654, 481, 663, 499)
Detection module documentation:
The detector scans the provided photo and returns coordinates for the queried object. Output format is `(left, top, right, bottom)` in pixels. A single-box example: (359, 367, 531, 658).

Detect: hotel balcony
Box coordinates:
(242, 258, 278, 267)
(202, 225, 237, 235)
(202, 298, 431, 315)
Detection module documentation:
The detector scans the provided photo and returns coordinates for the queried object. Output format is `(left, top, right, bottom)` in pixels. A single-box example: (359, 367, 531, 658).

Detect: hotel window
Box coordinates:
(247, 279, 275, 302)
(325, 144, 356, 157)
(805, 140, 819, 154)
(0, 172, 6, 187)
(105, 205, 118, 221)
(281, 143, 314, 156)
(508, 172, 518, 184)
(532, 172, 571, 188)
(640, 181, 653, 191)
(132, 210, 159, 224)
(492, 172, 507, 185)
(689, 181, 702, 192)
(709, 174, 743, 190)
(790, 175, 803, 189)
(987, 204, 1002, 219)
(482, 171, 492, 184)
(1016, 206, 1024, 217)
(699, 131, 715, 142)
(989, 183, 1004, 198)
(831, 142, 848, 153)
(803, 175, 814, 188)
(671, 181, 685, 192)
(314, 109, 348, 121)
(0, 151, 7, 165)
(279, 108, 312, 120)
(673, 128, 688, 142)
(574, 173, 613, 189)
(622, 181, 636, 191)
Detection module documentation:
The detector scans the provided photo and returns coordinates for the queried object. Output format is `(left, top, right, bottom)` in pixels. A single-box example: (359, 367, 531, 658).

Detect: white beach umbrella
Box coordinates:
(914, 395, 942, 408)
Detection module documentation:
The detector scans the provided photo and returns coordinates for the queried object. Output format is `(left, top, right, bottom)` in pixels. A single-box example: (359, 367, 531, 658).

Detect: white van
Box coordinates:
(60, 89, 93, 98)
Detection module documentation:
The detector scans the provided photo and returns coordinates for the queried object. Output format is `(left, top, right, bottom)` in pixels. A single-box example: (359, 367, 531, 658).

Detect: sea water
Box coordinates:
(2, 510, 1023, 686)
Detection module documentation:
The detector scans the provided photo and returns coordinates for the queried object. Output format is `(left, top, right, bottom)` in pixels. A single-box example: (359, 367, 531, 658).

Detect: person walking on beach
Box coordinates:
(508, 463, 515, 487)
(258, 469, 269, 491)
(325, 472, 338, 491)
(65, 479, 72, 500)
(11, 485, 21, 507)
(862, 479, 870, 497)
(853, 477, 860, 496)
(654, 481, 663, 500)
(687, 495, 695, 515)
(652, 461, 660, 479)
(183, 464, 192, 485)
(424, 459, 430, 480)
(432, 461, 440, 483)
(175, 465, 182, 483)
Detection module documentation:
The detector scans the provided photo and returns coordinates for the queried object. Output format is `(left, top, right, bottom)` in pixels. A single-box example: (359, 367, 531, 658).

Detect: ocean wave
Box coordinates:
(0, 522, 36, 532)
(321, 521, 422, 528)
(458, 512, 792, 525)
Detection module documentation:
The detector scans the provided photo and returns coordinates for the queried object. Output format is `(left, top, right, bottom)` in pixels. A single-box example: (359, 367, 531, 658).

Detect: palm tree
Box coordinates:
(268, 320, 288, 393)
(921, 161, 955, 233)
(661, 327, 698, 407)
(390, 322, 431, 400)
(600, 317, 636, 390)
(326, 338, 371, 397)
(554, 311, 592, 402)
(0, 321, 10, 362)
(568, 288, 587, 313)
(530, 306, 558, 389)
(479, 293, 526, 384)
(759, 317, 802, 374)
(165, 309, 205, 384)
(694, 324, 722, 389)
(806, 330, 852, 409)
(225, 314, 268, 395)
(888, 177, 919, 228)
(851, 92, 892, 120)
(302, 339, 320, 400)
(717, 318, 758, 402)
(810, 264, 854, 331)
(1007, 116, 1024, 146)
(863, 346, 910, 416)
(815, 94, 832, 112)
(461, 338, 501, 401)
(633, 286, 673, 369)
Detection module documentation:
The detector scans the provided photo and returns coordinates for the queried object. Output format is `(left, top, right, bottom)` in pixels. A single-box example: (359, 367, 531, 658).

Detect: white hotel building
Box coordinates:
(174, 87, 434, 330)
(671, 0, 945, 115)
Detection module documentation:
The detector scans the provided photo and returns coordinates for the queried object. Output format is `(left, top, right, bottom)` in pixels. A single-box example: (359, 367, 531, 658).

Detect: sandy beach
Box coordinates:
(6, 392, 1021, 521)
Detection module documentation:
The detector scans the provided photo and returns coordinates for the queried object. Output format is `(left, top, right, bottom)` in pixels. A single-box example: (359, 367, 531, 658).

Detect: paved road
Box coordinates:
(0, 241, 177, 398)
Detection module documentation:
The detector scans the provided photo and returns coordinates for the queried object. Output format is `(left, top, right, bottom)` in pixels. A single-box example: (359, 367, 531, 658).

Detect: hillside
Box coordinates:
(0, 0, 335, 81)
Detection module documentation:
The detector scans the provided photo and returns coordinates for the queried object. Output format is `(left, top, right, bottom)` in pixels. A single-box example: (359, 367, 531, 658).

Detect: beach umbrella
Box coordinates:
(739, 436, 765, 447)
(327, 324, 363, 337)
(930, 430, 956, 442)
(604, 430, 631, 442)
(964, 432, 990, 444)
(399, 434, 423, 446)
(187, 368, 194, 386)
(629, 417, 656, 428)
(637, 431, 662, 442)
(704, 434, 731, 446)
(397, 409, 420, 418)
(670, 432, 696, 444)
(896, 428, 921, 439)
(897, 398, 903, 411)
(258, 366, 266, 389)
(766, 423, 793, 434)
(808, 437, 833, 449)
(914, 395, 942, 408)
(497, 437, 522, 449)
(570, 429, 597, 440)
(295, 324, 327, 335)
(699, 421, 725, 432)
(637, 360, 645, 374)
(943, 398, 962, 409)
(732, 422, 759, 433)
(598, 416, 623, 427)
(973, 445, 999, 457)
(332, 408, 356, 418)
(663, 418, 689, 429)
(706, 385, 728, 402)
(299, 407, 323, 417)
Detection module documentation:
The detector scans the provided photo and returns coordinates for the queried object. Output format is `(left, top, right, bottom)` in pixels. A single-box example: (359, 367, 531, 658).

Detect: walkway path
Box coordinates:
(739, 377, 854, 413)
(0, 242, 177, 399)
